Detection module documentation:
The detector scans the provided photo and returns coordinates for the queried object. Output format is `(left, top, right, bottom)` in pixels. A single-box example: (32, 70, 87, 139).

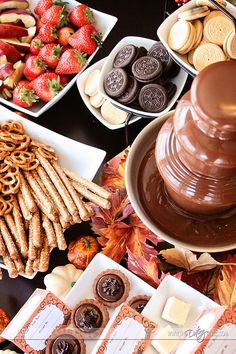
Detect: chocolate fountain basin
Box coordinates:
(125, 111, 236, 253)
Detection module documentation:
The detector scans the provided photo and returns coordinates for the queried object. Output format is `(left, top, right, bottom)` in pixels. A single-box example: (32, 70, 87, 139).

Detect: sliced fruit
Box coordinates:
(0, 54, 7, 64)
(0, 24, 28, 38)
(4, 59, 24, 88)
(0, 62, 13, 79)
(0, 9, 36, 27)
(20, 26, 36, 43)
(1, 87, 12, 99)
(0, 0, 29, 12)
(0, 39, 21, 62)
(13, 79, 38, 107)
(1, 38, 30, 52)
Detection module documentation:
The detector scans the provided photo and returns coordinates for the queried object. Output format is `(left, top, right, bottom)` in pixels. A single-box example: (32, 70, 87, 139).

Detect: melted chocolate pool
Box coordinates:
(138, 144, 236, 248)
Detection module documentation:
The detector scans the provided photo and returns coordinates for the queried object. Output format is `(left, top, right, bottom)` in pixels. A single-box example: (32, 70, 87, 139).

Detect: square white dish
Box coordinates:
(157, 0, 236, 77)
(97, 36, 188, 118)
(0, 0, 118, 117)
(0, 105, 107, 277)
(77, 57, 141, 130)
(64, 253, 156, 353)
(142, 275, 220, 354)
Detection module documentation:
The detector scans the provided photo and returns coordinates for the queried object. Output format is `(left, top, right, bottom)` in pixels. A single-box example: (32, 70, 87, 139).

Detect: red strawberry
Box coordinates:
(68, 24, 102, 55)
(24, 55, 47, 81)
(55, 48, 87, 75)
(59, 74, 70, 85)
(34, 0, 64, 17)
(38, 43, 62, 69)
(31, 72, 64, 102)
(41, 5, 69, 28)
(58, 26, 74, 46)
(30, 36, 44, 55)
(36, 17, 44, 32)
(69, 4, 94, 28)
(13, 80, 38, 108)
(38, 23, 58, 43)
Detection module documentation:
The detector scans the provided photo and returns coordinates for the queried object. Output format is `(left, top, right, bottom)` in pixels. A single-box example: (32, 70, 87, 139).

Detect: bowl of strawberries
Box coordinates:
(0, 0, 117, 117)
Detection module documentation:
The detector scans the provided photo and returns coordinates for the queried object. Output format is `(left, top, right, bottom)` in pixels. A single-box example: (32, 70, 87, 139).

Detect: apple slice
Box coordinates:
(20, 26, 36, 43)
(0, 54, 7, 64)
(0, 9, 36, 28)
(0, 62, 13, 80)
(0, 24, 28, 38)
(4, 59, 24, 88)
(1, 38, 29, 52)
(0, 39, 21, 62)
(0, 0, 29, 12)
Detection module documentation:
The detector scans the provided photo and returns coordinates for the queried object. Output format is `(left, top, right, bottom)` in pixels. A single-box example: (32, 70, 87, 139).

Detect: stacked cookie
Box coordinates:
(168, 0, 236, 71)
(103, 42, 179, 114)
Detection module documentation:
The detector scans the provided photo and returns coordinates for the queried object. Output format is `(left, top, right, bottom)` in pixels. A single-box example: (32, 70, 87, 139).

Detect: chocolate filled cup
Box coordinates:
(127, 295, 150, 313)
(46, 327, 86, 354)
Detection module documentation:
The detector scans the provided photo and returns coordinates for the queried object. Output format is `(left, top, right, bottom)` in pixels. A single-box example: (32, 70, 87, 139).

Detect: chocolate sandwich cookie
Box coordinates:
(165, 61, 180, 79)
(117, 76, 139, 104)
(93, 269, 130, 307)
(104, 68, 128, 98)
(165, 82, 177, 102)
(113, 44, 138, 68)
(138, 83, 168, 113)
(147, 42, 174, 73)
(132, 56, 163, 83)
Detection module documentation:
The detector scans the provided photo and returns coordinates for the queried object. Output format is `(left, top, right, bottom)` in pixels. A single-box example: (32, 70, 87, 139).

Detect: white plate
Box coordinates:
(0, 105, 106, 277)
(97, 36, 188, 118)
(142, 275, 220, 354)
(157, 0, 236, 77)
(64, 253, 156, 353)
(0, 0, 118, 117)
(77, 57, 141, 130)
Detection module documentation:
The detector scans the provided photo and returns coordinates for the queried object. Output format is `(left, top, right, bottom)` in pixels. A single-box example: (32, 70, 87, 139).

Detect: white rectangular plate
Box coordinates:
(0, 0, 118, 117)
(157, 0, 236, 77)
(0, 105, 106, 276)
(64, 253, 156, 353)
(77, 57, 141, 130)
(142, 275, 220, 354)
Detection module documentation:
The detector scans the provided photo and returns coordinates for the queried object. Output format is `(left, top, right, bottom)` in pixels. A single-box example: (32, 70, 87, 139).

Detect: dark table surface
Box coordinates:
(0, 0, 192, 351)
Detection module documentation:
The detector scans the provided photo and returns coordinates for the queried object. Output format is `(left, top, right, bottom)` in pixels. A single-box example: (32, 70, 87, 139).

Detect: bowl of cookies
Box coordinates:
(97, 36, 188, 118)
(158, 0, 236, 76)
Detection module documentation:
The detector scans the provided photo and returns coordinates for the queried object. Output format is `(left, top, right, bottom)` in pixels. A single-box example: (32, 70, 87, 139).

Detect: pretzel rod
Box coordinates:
(2, 254, 18, 278)
(59, 216, 71, 230)
(51, 161, 87, 221)
(28, 218, 38, 260)
(4, 213, 21, 254)
(19, 172, 37, 213)
(0, 230, 7, 256)
(32, 191, 58, 223)
(70, 214, 82, 225)
(83, 201, 94, 218)
(12, 198, 28, 258)
(0, 268, 2, 280)
(0, 217, 19, 259)
(17, 192, 32, 221)
(33, 250, 40, 272)
(35, 151, 78, 217)
(64, 168, 112, 200)
(72, 182, 111, 209)
(42, 213, 57, 248)
(14, 257, 24, 273)
(39, 236, 50, 272)
(23, 170, 57, 217)
(53, 222, 67, 250)
(25, 258, 34, 276)
(37, 165, 71, 223)
(31, 210, 41, 249)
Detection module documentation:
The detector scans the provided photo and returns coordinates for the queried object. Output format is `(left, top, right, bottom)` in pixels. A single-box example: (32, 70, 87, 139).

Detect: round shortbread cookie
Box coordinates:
(101, 100, 128, 125)
(168, 20, 191, 51)
(196, 0, 226, 9)
(226, 30, 236, 59)
(204, 15, 234, 46)
(223, 30, 232, 57)
(193, 42, 226, 71)
(84, 69, 101, 96)
(203, 10, 229, 27)
(188, 49, 195, 64)
(89, 92, 106, 108)
(192, 19, 203, 50)
(178, 6, 210, 21)
(178, 22, 196, 54)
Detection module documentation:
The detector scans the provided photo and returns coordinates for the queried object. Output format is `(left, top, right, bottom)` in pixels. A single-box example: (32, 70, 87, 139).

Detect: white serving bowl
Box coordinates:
(0, 0, 117, 117)
(97, 36, 188, 118)
(125, 110, 236, 253)
(157, 0, 236, 77)
(77, 57, 141, 130)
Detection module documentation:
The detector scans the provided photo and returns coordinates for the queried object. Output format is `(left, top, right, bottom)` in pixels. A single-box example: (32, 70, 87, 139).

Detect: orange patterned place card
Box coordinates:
(93, 304, 157, 354)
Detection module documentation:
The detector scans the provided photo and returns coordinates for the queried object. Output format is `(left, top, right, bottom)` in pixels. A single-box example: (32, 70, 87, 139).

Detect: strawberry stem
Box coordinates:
(75, 50, 87, 66)
(20, 87, 38, 104)
(47, 77, 64, 95)
(84, 7, 94, 24)
(91, 32, 103, 48)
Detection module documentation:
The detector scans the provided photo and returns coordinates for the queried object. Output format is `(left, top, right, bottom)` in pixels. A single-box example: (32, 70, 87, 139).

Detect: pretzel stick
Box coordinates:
(33, 250, 40, 272)
(72, 182, 111, 209)
(64, 168, 112, 200)
(2, 254, 18, 278)
(25, 258, 34, 276)
(59, 216, 70, 230)
(12, 198, 28, 258)
(0, 217, 19, 259)
(17, 192, 32, 221)
(28, 218, 38, 260)
(42, 213, 57, 248)
(4, 213, 21, 253)
(19, 172, 37, 213)
(32, 191, 58, 223)
(35, 151, 78, 217)
(37, 165, 71, 223)
(23, 170, 57, 217)
(53, 222, 67, 250)
(30, 210, 41, 249)
(14, 257, 24, 273)
(39, 236, 50, 272)
(83, 201, 94, 218)
(0, 230, 7, 256)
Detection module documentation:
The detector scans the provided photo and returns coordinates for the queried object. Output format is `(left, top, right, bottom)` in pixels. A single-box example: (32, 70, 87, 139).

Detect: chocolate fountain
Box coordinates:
(138, 61, 236, 248)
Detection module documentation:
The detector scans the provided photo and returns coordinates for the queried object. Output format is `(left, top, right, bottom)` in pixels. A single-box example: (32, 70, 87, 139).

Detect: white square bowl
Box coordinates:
(76, 57, 141, 130)
(97, 36, 188, 118)
(0, 0, 118, 117)
(157, 0, 236, 77)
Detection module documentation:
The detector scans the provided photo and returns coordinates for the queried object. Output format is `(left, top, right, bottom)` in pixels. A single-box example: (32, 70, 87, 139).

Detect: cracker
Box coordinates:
(178, 22, 196, 55)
